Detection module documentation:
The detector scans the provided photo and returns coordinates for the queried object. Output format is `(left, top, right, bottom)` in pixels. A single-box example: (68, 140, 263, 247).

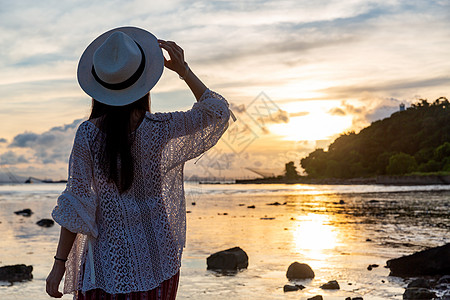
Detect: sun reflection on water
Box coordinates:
(292, 214, 338, 262)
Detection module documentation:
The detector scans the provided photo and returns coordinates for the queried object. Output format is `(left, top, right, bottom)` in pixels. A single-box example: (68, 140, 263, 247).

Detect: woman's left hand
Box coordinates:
(46, 261, 65, 298)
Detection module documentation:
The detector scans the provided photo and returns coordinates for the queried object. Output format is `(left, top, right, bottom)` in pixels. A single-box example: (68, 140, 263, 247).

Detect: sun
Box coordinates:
(268, 100, 353, 141)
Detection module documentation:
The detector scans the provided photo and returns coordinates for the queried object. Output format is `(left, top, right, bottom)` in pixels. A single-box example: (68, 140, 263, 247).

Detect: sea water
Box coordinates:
(0, 183, 449, 299)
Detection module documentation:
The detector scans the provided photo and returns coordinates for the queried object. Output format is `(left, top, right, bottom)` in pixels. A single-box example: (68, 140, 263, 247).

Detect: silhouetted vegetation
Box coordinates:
(301, 97, 450, 178)
(284, 161, 299, 179)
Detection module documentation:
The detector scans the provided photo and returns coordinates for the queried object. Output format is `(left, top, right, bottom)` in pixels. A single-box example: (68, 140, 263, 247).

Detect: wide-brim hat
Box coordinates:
(77, 26, 164, 106)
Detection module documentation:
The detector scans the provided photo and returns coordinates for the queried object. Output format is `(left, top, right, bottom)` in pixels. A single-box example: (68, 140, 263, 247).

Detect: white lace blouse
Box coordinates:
(52, 89, 231, 295)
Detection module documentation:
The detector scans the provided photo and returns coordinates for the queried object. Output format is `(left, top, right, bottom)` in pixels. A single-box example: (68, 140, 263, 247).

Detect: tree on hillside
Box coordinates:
(300, 97, 450, 178)
(386, 153, 417, 175)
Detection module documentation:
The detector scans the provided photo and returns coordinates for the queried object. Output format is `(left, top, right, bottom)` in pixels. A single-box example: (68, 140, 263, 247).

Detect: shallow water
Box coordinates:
(0, 183, 449, 299)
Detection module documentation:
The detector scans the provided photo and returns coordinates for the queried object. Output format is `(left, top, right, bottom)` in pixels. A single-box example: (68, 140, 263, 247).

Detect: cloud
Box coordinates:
(8, 119, 83, 164)
(0, 151, 28, 165)
(0, 138, 7, 143)
(328, 107, 346, 116)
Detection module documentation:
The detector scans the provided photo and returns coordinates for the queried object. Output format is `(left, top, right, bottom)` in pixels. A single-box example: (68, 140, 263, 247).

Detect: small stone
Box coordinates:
(307, 296, 323, 300)
(283, 284, 299, 292)
(286, 262, 315, 280)
(403, 287, 435, 299)
(36, 219, 54, 227)
(191, 202, 196, 205)
(14, 209, 33, 217)
(320, 280, 340, 290)
(339, 200, 345, 204)
(267, 202, 282, 205)
(247, 205, 255, 209)
(407, 278, 431, 289)
(366, 238, 372, 242)
(260, 217, 275, 220)
(186, 210, 192, 213)
(238, 204, 245, 206)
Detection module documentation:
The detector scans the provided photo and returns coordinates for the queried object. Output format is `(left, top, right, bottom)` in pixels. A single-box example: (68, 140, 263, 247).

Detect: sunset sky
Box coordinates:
(1, 0, 449, 181)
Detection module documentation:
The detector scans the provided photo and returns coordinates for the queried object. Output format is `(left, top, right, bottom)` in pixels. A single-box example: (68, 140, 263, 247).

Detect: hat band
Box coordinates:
(91, 42, 146, 91)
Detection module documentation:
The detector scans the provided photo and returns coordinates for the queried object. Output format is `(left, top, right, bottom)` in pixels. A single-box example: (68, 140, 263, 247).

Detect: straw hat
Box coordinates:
(77, 26, 164, 106)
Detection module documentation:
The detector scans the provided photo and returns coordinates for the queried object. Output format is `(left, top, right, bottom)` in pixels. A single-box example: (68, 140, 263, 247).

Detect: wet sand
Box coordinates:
(0, 183, 449, 299)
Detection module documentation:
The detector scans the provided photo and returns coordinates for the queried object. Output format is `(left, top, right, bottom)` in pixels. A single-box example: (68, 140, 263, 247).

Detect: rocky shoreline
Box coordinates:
(235, 174, 450, 185)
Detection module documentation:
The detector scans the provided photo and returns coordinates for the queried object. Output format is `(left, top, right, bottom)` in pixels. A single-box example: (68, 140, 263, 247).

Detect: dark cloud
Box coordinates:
(9, 132, 39, 148)
(7, 119, 83, 164)
(0, 151, 28, 165)
(0, 138, 7, 143)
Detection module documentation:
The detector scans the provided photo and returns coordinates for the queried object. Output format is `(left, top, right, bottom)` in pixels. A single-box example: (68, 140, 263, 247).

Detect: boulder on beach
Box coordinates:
(0, 264, 33, 282)
(14, 209, 33, 217)
(36, 219, 54, 227)
(345, 297, 364, 300)
(207, 247, 248, 270)
(386, 243, 450, 277)
(286, 262, 315, 280)
(283, 284, 304, 292)
(403, 287, 436, 299)
(307, 295, 323, 300)
(320, 280, 340, 289)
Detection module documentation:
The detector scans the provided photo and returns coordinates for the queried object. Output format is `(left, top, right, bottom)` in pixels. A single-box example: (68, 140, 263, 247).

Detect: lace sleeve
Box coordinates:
(52, 123, 98, 238)
(165, 89, 230, 167)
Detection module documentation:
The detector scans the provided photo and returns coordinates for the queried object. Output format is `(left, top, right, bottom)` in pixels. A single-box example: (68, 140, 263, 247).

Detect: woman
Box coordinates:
(46, 26, 231, 299)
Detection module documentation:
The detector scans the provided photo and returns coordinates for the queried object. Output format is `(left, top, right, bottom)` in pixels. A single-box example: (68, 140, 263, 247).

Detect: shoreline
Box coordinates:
(234, 174, 450, 185)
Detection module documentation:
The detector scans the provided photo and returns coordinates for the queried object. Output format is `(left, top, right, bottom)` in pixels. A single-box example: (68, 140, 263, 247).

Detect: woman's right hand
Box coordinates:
(158, 40, 188, 77)
(46, 261, 65, 298)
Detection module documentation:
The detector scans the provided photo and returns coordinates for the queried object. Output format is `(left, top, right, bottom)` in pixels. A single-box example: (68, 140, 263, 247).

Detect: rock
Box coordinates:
(14, 209, 33, 217)
(207, 247, 248, 270)
(346, 298, 364, 300)
(286, 262, 315, 280)
(307, 296, 323, 300)
(0, 264, 33, 282)
(247, 205, 255, 209)
(267, 202, 282, 205)
(367, 264, 379, 271)
(403, 287, 436, 299)
(191, 202, 196, 205)
(238, 204, 245, 206)
(36, 219, 54, 227)
(320, 280, 340, 289)
(260, 217, 275, 220)
(407, 278, 431, 289)
(283, 284, 299, 292)
(339, 200, 345, 204)
(366, 238, 372, 242)
(386, 243, 450, 277)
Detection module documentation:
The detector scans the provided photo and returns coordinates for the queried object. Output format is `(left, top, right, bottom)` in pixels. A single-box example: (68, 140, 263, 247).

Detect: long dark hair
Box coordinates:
(89, 93, 150, 193)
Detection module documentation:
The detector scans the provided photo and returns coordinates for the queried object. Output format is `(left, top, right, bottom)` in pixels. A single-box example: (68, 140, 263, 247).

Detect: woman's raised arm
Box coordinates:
(158, 39, 207, 101)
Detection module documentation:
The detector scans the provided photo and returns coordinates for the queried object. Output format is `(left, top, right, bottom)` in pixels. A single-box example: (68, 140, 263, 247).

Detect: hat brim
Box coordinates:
(77, 26, 164, 106)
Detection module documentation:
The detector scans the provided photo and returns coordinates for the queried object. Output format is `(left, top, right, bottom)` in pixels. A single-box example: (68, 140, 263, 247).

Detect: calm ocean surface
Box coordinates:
(0, 182, 449, 299)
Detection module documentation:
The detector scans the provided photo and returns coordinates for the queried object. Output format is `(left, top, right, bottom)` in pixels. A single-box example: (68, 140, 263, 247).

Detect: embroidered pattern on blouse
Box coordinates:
(52, 89, 230, 295)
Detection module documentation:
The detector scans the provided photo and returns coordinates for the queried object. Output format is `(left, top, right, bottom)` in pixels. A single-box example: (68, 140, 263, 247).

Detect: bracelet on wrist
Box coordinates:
(54, 256, 67, 262)
(179, 63, 190, 81)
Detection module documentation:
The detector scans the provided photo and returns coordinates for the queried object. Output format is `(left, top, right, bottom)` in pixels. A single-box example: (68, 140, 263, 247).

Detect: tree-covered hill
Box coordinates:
(301, 97, 450, 178)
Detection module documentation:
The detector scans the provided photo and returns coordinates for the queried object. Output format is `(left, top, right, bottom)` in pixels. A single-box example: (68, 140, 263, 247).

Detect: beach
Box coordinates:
(0, 182, 449, 299)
